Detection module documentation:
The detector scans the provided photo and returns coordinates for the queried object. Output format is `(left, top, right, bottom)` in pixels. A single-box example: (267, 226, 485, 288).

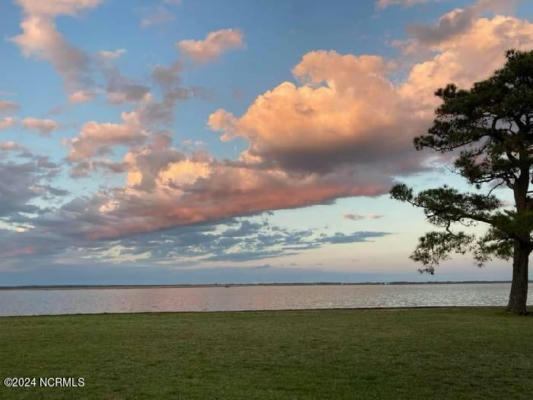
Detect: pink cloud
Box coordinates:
(11, 0, 104, 94)
(89, 157, 387, 238)
(177, 29, 244, 64)
(67, 12, 533, 239)
(376, 0, 434, 9)
(0, 141, 27, 152)
(22, 117, 60, 136)
(208, 50, 427, 174)
(14, 0, 104, 16)
(40, 7, 533, 241)
(399, 15, 533, 114)
(0, 117, 16, 130)
(210, 14, 533, 173)
(404, 0, 517, 48)
(0, 100, 20, 113)
(67, 110, 148, 161)
(68, 90, 96, 104)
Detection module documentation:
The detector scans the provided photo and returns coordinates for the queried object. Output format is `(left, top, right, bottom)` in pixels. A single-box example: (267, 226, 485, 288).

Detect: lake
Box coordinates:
(0, 283, 529, 316)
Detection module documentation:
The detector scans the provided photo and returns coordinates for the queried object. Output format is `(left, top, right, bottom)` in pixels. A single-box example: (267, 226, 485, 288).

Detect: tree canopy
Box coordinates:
(390, 49, 533, 313)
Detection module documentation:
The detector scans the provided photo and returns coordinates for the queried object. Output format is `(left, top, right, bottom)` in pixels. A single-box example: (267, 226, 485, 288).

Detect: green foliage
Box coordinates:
(473, 227, 514, 266)
(391, 184, 513, 271)
(391, 49, 533, 272)
(410, 231, 475, 274)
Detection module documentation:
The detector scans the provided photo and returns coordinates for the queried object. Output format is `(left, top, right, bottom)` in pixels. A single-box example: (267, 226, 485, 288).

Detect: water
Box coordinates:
(0, 283, 528, 316)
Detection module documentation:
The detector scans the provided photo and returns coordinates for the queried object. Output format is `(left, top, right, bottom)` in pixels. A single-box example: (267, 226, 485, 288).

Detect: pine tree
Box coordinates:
(391, 50, 533, 314)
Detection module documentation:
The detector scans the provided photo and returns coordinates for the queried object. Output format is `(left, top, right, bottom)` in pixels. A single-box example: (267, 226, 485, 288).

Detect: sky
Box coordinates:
(0, 0, 532, 285)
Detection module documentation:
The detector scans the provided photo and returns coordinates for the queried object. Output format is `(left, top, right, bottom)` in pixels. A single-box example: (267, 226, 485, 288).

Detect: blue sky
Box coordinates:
(0, 0, 531, 285)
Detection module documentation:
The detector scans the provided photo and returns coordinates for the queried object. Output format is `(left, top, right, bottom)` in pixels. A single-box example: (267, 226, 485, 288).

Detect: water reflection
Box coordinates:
(0, 283, 528, 316)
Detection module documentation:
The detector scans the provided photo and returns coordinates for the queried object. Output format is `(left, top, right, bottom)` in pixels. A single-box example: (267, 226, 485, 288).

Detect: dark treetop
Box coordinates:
(391, 49, 533, 313)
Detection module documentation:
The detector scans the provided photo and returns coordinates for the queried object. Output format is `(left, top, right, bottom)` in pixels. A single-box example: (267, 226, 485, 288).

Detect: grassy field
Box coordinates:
(1, 308, 532, 399)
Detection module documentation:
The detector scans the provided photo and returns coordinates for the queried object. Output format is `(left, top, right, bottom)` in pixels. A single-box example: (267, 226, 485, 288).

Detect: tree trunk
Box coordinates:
(507, 240, 530, 315)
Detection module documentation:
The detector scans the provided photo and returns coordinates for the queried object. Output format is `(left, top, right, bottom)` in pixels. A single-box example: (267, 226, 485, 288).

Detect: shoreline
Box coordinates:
(0, 305, 515, 319)
(0, 280, 517, 290)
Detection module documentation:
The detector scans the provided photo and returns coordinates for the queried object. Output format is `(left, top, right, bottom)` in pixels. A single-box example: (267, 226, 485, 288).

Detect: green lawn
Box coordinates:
(1, 308, 532, 399)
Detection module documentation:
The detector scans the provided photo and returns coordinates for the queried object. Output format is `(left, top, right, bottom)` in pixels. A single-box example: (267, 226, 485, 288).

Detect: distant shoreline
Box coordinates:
(0, 281, 519, 290)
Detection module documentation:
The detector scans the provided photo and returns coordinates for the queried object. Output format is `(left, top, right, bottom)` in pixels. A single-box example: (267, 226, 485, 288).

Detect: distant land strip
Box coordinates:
(0, 281, 521, 290)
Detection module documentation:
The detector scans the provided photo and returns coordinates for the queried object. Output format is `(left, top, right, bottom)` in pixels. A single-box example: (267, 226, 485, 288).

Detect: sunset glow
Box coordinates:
(1, 0, 532, 285)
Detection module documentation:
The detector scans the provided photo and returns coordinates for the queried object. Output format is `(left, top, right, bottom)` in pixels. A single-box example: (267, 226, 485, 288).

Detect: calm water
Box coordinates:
(0, 283, 529, 316)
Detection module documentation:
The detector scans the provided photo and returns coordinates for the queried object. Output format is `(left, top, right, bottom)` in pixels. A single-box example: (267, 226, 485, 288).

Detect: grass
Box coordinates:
(1, 308, 532, 399)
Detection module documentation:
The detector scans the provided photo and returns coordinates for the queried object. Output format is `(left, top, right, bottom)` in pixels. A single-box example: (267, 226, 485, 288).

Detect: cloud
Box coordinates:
(68, 91, 200, 165)
(320, 231, 389, 244)
(98, 48, 126, 59)
(68, 90, 96, 104)
(344, 213, 384, 221)
(0, 100, 20, 113)
(67, 110, 149, 161)
(121, 134, 185, 190)
(399, 15, 533, 113)
(11, 0, 104, 94)
(78, 160, 385, 239)
(0, 197, 388, 268)
(0, 141, 27, 152)
(152, 61, 183, 87)
(208, 51, 428, 175)
(139, 0, 182, 28)
(140, 7, 175, 27)
(105, 68, 151, 104)
(58, 129, 388, 239)
(177, 29, 244, 63)
(0, 210, 389, 271)
(22, 117, 60, 136)
(201, 14, 533, 237)
(0, 117, 16, 130)
(96, 52, 153, 106)
(13, 0, 104, 16)
(62, 11, 533, 240)
(404, 0, 516, 47)
(117, 220, 314, 264)
(0, 143, 65, 221)
(208, 15, 533, 177)
(0, 162, 63, 216)
(376, 0, 434, 9)
(4, 2, 532, 269)
(67, 56, 205, 176)
(68, 159, 129, 178)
